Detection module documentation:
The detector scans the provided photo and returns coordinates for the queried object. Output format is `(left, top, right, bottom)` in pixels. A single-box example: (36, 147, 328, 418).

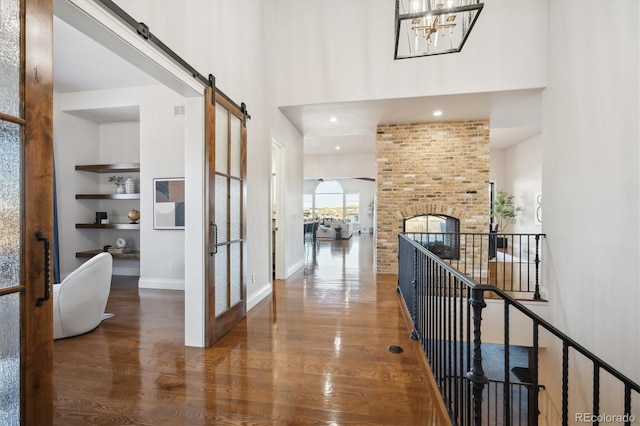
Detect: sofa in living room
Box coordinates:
(316, 219, 354, 240)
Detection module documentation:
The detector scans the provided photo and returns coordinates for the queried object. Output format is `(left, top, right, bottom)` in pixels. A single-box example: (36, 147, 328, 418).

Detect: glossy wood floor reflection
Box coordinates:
(53, 234, 449, 425)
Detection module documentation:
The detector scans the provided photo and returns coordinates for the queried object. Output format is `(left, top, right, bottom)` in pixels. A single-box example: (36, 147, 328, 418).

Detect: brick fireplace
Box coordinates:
(375, 120, 490, 274)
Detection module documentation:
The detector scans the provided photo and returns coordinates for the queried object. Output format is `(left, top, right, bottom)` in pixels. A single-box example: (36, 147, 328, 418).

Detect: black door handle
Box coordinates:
(209, 223, 218, 256)
(35, 231, 51, 307)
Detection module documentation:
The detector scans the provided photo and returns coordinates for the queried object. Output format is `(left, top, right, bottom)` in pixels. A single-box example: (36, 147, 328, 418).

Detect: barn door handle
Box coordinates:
(213, 224, 218, 254)
(35, 231, 51, 307)
(209, 223, 218, 256)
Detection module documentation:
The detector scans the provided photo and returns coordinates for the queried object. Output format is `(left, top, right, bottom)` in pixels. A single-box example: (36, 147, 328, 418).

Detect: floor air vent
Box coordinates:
(388, 345, 404, 354)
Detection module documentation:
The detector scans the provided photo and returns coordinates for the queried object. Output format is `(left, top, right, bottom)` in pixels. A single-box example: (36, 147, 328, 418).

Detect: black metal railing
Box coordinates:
(398, 233, 640, 426)
(404, 232, 545, 299)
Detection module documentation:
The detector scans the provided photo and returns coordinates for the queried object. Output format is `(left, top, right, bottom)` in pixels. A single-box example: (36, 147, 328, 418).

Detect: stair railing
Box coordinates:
(403, 232, 545, 299)
(398, 233, 640, 426)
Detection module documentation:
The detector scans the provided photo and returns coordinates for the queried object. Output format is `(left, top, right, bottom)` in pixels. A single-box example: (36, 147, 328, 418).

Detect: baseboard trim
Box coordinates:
(248, 282, 272, 311)
(286, 259, 304, 278)
(138, 277, 185, 290)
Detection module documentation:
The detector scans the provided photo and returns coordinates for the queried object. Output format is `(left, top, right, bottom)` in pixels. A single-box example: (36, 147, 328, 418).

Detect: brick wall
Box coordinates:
(376, 121, 490, 274)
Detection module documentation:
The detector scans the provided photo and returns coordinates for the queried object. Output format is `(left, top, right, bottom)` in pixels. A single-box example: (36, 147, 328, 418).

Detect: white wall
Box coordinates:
(138, 85, 186, 290)
(304, 153, 376, 180)
(489, 148, 506, 191)
(274, 0, 547, 107)
(273, 113, 305, 280)
(540, 0, 640, 420)
(506, 135, 542, 235)
(490, 135, 542, 235)
(53, 93, 100, 279)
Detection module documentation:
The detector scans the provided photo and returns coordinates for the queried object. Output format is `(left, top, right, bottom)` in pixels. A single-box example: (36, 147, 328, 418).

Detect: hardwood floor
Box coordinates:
(53, 234, 449, 425)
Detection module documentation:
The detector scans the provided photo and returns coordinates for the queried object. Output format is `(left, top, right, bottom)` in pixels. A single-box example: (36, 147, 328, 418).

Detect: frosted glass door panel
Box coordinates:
(230, 179, 241, 241)
(230, 115, 241, 178)
(214, 245, 228, 315)
(230, 243, 241, 305)
(0, 293, 20, 425)
(0, 121, 22, 289)
(215, 175, 228, 243)
(215, 103, 228, 174)
(1, 2, 22, 421)
(0, 0, 21, 117)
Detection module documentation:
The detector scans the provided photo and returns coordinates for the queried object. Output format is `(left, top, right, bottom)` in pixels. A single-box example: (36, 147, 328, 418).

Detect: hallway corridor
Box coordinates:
(53, 234, 448, 425)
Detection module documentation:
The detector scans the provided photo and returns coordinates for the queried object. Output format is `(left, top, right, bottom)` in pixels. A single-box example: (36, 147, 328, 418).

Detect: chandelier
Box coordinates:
(394, 0, 484, 59)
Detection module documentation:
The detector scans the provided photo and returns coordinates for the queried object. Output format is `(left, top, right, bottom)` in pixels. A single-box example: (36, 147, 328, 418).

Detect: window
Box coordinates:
(315, 181, 344, 219)
(305, 181, 361, 222)
(303, 194, 313, 221)
(345, 193, 359, 222)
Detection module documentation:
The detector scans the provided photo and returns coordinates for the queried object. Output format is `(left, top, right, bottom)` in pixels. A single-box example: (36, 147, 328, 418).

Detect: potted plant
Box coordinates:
(108, 175, 125, 193)
(492, 190, 522, 248)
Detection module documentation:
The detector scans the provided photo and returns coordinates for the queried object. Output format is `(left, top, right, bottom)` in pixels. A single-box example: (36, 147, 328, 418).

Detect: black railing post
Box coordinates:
(411, 247, 419, 340)
(466, 288, 489, 426)
(534, 234, 542, 300)
(624, 383, 632, 426)
(503, 300, 511, 426)
(531, 321, 540, 426)
(562, 342, 569, 426)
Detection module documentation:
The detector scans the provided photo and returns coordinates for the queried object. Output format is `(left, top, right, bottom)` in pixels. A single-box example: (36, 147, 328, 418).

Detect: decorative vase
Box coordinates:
(116, 185, 125, 194)
(128, 209, 140, 224)
(125, 177, 135, 194)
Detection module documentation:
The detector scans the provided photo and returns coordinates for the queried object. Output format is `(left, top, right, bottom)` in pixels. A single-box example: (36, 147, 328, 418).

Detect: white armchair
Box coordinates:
(53, 252, 113, 340)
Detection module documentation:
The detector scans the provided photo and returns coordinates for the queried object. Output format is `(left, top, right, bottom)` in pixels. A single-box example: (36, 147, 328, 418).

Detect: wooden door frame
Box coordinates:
(23, 0, 54, 422)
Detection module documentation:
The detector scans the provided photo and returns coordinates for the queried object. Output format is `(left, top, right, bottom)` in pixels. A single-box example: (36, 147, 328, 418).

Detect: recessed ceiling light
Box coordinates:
(433, 110, 443, 117)
(335, 146, 341, 150)
(329, 116, 338, 122)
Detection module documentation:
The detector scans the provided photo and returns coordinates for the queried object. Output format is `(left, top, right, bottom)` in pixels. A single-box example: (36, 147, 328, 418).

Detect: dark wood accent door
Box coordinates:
(204, 87, 247, 345)
(0, 0, 54, 423)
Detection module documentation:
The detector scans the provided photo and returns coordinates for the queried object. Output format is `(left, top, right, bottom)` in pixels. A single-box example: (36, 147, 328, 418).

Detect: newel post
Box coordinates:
(466, 288, 489, 426)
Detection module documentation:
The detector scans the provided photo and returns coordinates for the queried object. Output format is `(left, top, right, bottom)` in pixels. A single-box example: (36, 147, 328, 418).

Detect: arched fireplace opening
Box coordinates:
(403, 214, 461, 260)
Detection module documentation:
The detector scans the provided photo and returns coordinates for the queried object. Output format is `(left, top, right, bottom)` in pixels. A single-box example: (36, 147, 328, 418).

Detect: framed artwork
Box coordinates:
(153, 178, 185, 229)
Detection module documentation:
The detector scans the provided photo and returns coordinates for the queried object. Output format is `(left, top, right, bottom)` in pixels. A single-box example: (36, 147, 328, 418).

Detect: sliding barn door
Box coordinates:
(0, 0, 54, 423)
(205, 87, 247, 345)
